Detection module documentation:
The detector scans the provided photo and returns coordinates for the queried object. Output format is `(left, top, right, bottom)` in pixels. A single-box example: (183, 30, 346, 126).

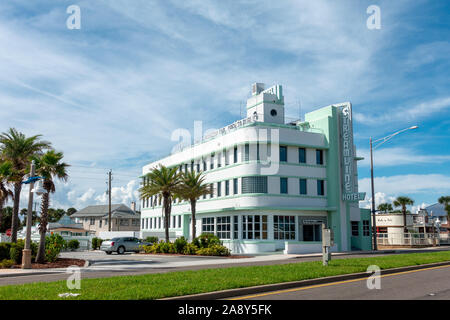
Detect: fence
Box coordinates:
(377, 233, 440, 246)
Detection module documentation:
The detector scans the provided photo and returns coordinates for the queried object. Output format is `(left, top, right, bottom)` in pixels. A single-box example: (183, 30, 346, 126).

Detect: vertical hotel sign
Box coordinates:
(339, 103, 358, 201)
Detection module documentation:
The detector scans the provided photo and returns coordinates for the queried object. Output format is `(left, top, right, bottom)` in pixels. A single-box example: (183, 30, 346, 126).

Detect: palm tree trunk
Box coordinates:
(0, 202, 3, 231)
(10, 182, 22, 243)
(35, 192, 49, 263)
(163, 195, 170, 243)
(190, 199, 196, 240)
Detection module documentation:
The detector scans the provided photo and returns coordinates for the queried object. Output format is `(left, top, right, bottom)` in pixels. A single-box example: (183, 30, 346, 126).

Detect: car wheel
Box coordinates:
(106, 251, 112, 255)
(117, 246, 125, 255)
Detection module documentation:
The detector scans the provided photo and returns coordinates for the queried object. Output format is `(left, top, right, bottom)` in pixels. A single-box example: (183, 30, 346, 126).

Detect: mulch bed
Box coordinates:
(11, 258, 86, 269)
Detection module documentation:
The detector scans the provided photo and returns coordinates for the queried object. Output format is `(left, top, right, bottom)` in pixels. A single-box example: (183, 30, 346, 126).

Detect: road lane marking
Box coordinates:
(229, 264, 450, 300)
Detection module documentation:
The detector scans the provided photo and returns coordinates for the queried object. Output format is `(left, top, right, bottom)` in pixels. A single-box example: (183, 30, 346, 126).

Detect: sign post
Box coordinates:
(322, 223, 333, 266)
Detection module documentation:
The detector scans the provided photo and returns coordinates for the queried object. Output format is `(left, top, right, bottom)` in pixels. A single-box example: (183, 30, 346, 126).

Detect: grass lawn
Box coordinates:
(1, 251, 450, 300)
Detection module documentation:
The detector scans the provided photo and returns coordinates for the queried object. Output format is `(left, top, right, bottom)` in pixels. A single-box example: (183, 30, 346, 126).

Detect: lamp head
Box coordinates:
(31, 180, 47, 196)
(409, 126, 419, 130)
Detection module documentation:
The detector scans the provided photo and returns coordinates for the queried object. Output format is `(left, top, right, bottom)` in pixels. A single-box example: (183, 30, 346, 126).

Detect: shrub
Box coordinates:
(174, 237, 188, 254)
(196, 244, 230, 256)
(91, 237, 103, 250)
(141, 244, 155, 254)
(145, 236, 158, 244)
(67, 239, 80, 251)
(0, 243, 12, 261)
(159, 241, 176, 254)
(193, 233, 222, 249)
(183, 243, 198, 255)
(9, 240, 38, 264)
(45, 233, 65, 262)
(0, 259, 15, 269)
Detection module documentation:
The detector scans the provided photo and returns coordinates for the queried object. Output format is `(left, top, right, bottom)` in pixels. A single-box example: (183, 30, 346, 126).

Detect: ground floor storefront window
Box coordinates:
(298, 217, 327, 241)
(273, 216, 296, 240)
(242, 215, 268, 240)
(217, 216, 231, 239)
(202, 217, 214, 234)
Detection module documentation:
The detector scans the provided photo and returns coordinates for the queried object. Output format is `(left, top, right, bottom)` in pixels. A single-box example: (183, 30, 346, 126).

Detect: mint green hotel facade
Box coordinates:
(140, 83, 372, 254)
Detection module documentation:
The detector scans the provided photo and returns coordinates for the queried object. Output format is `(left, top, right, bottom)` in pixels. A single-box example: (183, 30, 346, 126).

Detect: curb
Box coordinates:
(0, 260, 90, 278)
(161, 260, 450, 300)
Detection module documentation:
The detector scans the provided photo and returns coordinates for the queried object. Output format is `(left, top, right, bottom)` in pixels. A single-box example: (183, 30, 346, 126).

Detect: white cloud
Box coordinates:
(95, 180, 140, 206)
(359, 174, 450, 197)
(357, 147, 450, 167)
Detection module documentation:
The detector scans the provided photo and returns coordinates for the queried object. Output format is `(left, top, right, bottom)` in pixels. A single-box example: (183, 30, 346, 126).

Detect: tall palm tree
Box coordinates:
(0, 160, 14, 231)
(393, 196, 414, 232)
(33, 150, 69, 263)
(438, 196, 450, 222)
(377, 203, 393, 213)
(177, 170, 212, 240)
(0, 128, 51, 242)
(139, 165, 181, 243)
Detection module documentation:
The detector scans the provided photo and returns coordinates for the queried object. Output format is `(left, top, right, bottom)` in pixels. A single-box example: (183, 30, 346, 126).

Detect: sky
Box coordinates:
(0, 0, 448, 213)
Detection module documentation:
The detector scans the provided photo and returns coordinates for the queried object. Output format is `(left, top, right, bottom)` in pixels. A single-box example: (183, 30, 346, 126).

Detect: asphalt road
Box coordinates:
(1, 248, 449, 287)
(228, 264, 450, 300)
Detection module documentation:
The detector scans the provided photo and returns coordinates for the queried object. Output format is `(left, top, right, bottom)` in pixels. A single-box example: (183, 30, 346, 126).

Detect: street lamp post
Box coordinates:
(370, 125, 418, 251)
(22, 161, 36, 269)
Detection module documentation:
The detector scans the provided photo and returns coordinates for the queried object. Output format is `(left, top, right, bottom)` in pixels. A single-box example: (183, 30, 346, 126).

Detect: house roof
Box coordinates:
(48, 214, 87, 231)
(424, 203, 447, 217)
(71, 204, 139, 219)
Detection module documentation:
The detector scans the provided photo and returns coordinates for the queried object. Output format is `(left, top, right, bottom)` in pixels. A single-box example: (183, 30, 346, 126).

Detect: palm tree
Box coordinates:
(34, 150, 69, 263)
(0, 128, 51, 242)
(377, 203, 393, 213)
(393, 196, 414, 232)
(0, 160, 14, 231)
(139, 165, 181, 243)
(438, 196, 450, 222)
(177, 170, 212, 240)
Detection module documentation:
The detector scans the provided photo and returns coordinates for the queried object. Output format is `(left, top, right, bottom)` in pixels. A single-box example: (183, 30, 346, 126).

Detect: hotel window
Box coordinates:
(244, 143, 250, 161)
(217, 216, 231, 239)
(280, 146, 287, 162)
(274, 216, 296, 240)
(280, 177, 288, 194)
(150, 218, 153, 229)
(233, 146, 238, 163)
(210, 153, 215, 170)
(217, 153, 222, 167)
(257, 142, 260, 160)
(225, 180, 230, 196)
(203, 160, 207, 171)
(158, 217, 161, 229)
(299, 148, 306, 163)
(233, 178, 238, 195)
(233, 216, 239, 239)
(316, 149, 324, 165)
(178, 215, 181, 228)
(303, 223, 322, 241)
(145, 218, 148, 229)
(363, 220, 370, 236)
(172, 216, 176, 228)
(191, 161, 194, 172)
(242, 176, 268, 194)
(196, 163, 200, 172)
(202, 217, 215, 234)
(242, 215, 268, 240)
(351, 221, 359, 236)
(141, 219, 145, 229)
(317, 180, 325, 196)
(217, 182, 221, 197)
(224, 148, 229, 166)
(299, 179, 307, 195)
(210, 184, 214, 198)
(184, 163, 188, 173)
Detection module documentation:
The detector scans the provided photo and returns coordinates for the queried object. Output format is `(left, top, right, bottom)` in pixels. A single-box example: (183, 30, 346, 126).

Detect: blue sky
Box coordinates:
(0, 0, 448, 212)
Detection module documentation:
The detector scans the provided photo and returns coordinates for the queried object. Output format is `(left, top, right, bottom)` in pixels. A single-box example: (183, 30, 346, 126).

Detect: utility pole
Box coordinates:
(108, 170, 112, 231)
